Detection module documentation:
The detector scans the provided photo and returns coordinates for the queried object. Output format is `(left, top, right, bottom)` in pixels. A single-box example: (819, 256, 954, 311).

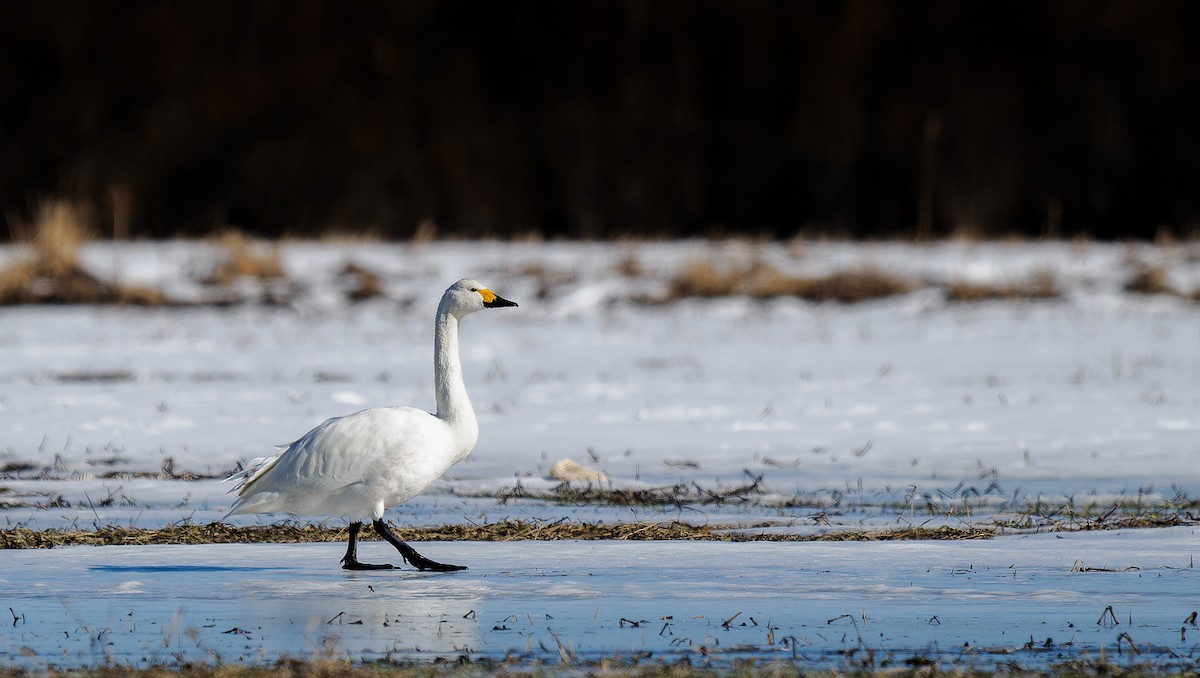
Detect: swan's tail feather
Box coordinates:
(223, 446, 287, 496)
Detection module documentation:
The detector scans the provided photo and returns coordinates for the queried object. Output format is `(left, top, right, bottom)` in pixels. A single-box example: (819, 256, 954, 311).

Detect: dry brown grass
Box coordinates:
(203, 230, 287, 285)
(0, 519, 997, 549)
(1124, 264, 1179, 296)
(663, 260, 911, 303)
(411, 218, 439, 243)
(339, 261, 385, 302)
(3, 508, 1191, 550)
(665, 259, 743, 298)
(782, 268, 911, 303)
(945, 270, 1061, 302)
(196, 230, 298, 305)
(1123, 260, 1200, 300)
(11, 199, 92, 272)
(517, 262, 578, 299)
(0, 200, 170, 305)
(614, 250, 645, 277)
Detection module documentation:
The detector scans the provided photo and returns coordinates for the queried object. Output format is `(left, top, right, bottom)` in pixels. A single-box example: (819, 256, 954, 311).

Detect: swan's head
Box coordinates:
(440, 278, 518, 317)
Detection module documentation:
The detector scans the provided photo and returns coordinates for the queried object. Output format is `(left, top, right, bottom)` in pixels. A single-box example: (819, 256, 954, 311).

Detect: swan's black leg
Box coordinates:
(341, 521, 395, 570)
(372, 519, 467, 572)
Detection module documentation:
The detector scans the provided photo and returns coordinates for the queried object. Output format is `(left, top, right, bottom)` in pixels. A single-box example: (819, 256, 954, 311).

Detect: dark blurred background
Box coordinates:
(2, 0, 1198, 241)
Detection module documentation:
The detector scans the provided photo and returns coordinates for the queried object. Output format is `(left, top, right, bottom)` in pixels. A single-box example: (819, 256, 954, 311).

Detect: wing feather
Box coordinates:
(225, 406, 449, 518)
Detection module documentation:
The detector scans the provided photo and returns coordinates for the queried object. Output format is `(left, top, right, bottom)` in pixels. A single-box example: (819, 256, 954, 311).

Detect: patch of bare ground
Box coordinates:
(0, 520, 997, 549)
(944, 271, 1061, 301)
(661, 260, 911, 303)
(0, 200, 170, 305)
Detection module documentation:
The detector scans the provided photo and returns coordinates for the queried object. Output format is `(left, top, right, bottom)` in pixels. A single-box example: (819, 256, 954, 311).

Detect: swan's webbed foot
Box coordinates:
(341, 556, 395, 571)
(402, 550, 468, 572)
(372, 519, 467, 572)
(342, 521, 395, 571)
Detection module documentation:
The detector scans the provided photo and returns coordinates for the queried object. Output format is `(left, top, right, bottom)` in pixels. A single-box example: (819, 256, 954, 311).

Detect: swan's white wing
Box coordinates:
(225, 406, 453, 519)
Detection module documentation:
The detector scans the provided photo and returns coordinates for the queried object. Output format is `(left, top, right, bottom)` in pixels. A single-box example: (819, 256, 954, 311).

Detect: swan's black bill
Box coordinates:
(484, 295, 518, 308)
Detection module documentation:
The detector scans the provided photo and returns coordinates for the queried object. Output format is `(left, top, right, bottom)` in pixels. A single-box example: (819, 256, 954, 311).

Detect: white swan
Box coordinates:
(224, 278, 517, 571)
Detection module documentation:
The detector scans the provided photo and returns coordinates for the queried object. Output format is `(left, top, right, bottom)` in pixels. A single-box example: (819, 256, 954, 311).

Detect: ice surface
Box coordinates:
(2, 528, 1197, 670)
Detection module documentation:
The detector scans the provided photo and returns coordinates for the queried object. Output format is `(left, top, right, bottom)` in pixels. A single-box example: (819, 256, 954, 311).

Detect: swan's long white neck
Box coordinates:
(432, 308, 476, 433)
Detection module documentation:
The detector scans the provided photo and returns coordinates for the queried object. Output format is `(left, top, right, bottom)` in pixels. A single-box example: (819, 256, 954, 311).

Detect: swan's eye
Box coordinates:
(470, 287, 478, 292)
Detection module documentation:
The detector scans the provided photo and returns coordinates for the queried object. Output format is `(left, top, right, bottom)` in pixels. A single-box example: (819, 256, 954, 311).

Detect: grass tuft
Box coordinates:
(1124, 264, 1178, 296)
(945, 271, 1061, 302)
(614, 250, 645, 277)
(0, 200, 170, 305)
(778, 267, 912, 303)
(196, 230, 298, 305)
(665, 260, 743, 298)
(339, 261, 385, 302)
(516, 262, 578, 299)
(203, 231, 286, 286)
(663, 260, 911, 303)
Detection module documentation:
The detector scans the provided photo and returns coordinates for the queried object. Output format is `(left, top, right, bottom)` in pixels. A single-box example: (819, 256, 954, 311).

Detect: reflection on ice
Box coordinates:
(2, 533, 1197, 671)
(90, 565, 283, 573)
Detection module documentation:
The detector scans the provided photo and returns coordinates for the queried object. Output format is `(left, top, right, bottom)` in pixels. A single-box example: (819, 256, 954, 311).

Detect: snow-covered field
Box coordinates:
(1, 239, 1199, 670)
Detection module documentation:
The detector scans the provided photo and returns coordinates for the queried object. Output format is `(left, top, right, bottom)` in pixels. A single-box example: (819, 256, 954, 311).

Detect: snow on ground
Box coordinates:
(2, 240, 1197, 517)
(1, 239, 1198, 668)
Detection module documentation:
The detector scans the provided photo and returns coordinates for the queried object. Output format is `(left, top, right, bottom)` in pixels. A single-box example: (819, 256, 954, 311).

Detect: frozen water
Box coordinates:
(1, 528, 1197, 670)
